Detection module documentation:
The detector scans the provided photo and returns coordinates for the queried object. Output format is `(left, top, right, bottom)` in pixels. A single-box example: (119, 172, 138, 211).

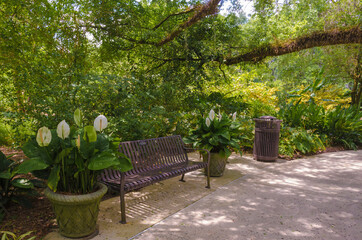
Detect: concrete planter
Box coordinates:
(203, 152, 228, 177)
(44, 183, 108, 238)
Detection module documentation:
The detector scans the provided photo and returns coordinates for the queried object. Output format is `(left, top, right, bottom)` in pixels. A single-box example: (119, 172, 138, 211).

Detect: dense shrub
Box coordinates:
(323, 105, 362, 149)
(278, 100, 326, 131)
(279, 126, 326, 157)
(278, 100, 361, 152)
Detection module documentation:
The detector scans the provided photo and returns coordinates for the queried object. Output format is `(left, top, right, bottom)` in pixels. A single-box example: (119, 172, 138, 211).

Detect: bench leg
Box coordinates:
(120, 189, 126, 224)
(206, 165, 211, 189)
(206, 175, 210, 188)
(120, 173, 126, 224)
(179, 174, 186, 182)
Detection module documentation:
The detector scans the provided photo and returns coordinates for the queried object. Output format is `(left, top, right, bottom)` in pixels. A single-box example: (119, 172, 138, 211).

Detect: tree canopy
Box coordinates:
(0, 0, 361, 143)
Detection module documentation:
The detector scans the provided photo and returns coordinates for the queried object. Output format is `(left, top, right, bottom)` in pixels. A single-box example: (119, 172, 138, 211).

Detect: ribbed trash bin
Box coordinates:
(253, 116, 282, 162)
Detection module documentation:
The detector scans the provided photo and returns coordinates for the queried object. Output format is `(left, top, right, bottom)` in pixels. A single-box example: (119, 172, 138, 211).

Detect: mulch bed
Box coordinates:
(0, 146, 56, 239)
(1, 196, 56, 239)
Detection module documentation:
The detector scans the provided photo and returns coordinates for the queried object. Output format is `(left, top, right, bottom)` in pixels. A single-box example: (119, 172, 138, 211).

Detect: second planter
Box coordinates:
(203, 152, 228, 177)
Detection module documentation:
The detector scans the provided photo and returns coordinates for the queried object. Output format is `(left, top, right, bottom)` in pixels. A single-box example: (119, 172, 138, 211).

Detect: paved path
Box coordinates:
(132, 151, 362, 240)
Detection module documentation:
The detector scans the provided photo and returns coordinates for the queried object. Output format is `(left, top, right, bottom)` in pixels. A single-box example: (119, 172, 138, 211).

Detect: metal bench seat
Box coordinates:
(100, 135, 210, 223)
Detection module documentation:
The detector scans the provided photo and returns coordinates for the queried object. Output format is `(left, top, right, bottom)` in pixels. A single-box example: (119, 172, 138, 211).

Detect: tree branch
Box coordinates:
(153, 8, 195, 30)
(224, 27, 362, 65)
(156, 0, 221, 46)
(144, 54, 202, 62)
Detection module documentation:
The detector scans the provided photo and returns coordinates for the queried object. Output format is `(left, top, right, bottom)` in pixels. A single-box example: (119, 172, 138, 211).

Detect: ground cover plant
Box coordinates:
(0, 150, 41, 222)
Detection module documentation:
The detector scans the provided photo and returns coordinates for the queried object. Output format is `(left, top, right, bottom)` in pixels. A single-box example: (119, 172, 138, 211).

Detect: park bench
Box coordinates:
(100, 135, 210, 223)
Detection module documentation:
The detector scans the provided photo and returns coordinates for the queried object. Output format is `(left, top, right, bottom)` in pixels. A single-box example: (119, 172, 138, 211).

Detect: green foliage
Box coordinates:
(0, 151, 38, 222)
(0, 123, 11, 146)
(0, 231, 35, 240)
(235, 116, 254, 150)
(279, 126, 326, 157)
(323, 105, 362, 149)
(247, 99, 277, 119)
(0, 0, 360, 161)
(278, 100, 327, 131)
(279, 100, 361, 153)
(18, 110, 133, 194)
(184, 110, 242, 158)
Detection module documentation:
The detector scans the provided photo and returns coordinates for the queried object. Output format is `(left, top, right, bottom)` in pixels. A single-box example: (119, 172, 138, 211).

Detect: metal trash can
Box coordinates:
(253, 116, 282, 162)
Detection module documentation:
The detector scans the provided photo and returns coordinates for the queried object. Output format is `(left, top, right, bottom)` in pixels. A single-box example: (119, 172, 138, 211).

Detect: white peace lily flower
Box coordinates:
(56, 120, 70, 139)
(36, 126, 52, 147)
(94, 115, 108, 132)
(205, 117, 211, 127)
(232, 112, 237, 121)
(209, 109, 215, 121)
(218, 114, 222, 121)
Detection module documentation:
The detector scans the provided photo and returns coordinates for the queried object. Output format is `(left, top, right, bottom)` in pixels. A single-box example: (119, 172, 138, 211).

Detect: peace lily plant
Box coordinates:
(18, 109, 132, 194)
(185, 109, 242, 158)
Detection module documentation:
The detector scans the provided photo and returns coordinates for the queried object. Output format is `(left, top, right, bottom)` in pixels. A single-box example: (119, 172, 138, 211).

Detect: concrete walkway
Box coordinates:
(132, 151, 362, 240)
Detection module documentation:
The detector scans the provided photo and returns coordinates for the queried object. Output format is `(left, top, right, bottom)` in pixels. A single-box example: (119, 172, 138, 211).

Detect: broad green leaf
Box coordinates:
(0, 151, 12, 172)
(83, 126, 97, 142)
(17, 231, 35, 240)
(79, 136, 96, 160)
(182, 137, 194, 145)
(116, 154, 133, 172)
(219, 131, 230, 140)
(95, 133, 109, 152)
(30, 179, 47, 188)
(1, 231, 16, 239)
(22, 138, 42, 158)
(47, 165, 60, 192)
(12, 178, 34, 189)
(16, 158, 49, 174)
(209, 136, 219, 146)
(88, 151, 119, 170)
(22, 135, 57, 165)
(0, 150, 9, 163)
(223, 147, 232, 158)
(0, 171, 11, 179)
(202, 132, 212, 138)
(74, 108, 83, 127)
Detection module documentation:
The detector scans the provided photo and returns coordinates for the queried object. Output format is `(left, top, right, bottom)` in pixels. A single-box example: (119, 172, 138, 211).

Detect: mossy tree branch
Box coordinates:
(224, 27, 362, 65)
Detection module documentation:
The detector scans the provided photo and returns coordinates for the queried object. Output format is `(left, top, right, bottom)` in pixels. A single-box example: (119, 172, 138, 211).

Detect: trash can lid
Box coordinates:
(253, 116, 282, 122)
(259, 116, 277, 120)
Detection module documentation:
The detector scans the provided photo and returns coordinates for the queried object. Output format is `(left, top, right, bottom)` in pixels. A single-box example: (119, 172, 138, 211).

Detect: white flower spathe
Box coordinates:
(205, 117, 211, 127)
(56, 120, 70, 139)
(232, 112, 237, 121)
(94, 115, 108, 132)
(209, 109, 215, 121)
(36, 126, 52, 147)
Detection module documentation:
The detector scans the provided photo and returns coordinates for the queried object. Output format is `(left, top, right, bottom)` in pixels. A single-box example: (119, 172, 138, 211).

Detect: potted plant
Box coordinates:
(17, 109, 133, 238)
(184, 109, 242, 177)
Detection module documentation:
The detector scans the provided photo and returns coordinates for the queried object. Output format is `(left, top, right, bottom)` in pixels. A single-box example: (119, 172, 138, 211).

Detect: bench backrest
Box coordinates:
(119, 135, 188, 175)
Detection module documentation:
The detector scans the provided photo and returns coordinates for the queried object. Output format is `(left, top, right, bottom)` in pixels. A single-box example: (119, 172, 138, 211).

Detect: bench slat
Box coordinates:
(173, 135, 188, 163)
(159, 137, 173, 165)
